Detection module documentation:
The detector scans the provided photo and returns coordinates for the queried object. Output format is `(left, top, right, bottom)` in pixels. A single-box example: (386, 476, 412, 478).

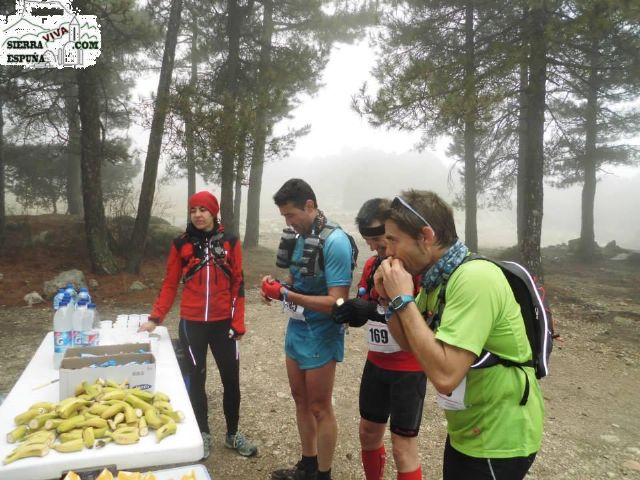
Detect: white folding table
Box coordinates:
(0, 327, 203, 480)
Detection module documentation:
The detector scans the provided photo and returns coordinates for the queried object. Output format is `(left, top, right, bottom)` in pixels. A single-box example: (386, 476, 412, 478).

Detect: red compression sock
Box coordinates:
(397, 465, 422, 480)
(362, 445, 386, 480)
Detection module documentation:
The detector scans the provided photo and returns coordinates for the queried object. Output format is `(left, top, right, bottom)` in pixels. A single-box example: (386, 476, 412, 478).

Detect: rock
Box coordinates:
(150, 216, 171, 225)
(599, 434, 620, 444)
(42, 269, 87, 299)
(276, 391, 289, 399)
(146, 224, 183, 257)
(627, 447, 640, 456)
(88, 279, 99, 289)
(129, 281, 148, 292)
(31, 230, 51, 244)
(602, 240, 626, 257)
(610, 253, 631, 261)
(623, 460, 640, 472)
(24, 291, 44, 306)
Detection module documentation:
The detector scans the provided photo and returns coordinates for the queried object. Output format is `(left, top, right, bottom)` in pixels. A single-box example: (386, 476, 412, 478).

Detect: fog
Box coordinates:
(152, 41, 640, 252)
(156, 148, 640, 251)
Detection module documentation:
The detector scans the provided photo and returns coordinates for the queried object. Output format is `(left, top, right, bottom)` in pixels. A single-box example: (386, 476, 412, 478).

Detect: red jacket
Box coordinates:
(150, 229, 246, 334)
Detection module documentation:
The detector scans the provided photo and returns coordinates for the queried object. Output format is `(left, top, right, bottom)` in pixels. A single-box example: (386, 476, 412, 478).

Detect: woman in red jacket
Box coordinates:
(139, 191, 257, 460)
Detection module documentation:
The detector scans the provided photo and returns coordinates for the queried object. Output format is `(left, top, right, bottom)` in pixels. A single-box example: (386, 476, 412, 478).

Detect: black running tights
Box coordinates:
(178, 319, 240, 435)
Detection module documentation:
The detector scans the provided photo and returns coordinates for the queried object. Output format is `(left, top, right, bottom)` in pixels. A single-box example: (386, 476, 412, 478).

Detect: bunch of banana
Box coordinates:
(3, 378, 183, 465)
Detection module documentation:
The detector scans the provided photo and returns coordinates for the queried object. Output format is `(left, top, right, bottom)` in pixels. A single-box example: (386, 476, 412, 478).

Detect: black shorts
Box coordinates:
(359, 360, 427, 437)
(443, 436, 537, 480)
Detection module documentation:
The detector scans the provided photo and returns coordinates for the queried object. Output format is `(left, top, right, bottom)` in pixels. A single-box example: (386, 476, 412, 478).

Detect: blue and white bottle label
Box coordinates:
(54, 331, 71, 353)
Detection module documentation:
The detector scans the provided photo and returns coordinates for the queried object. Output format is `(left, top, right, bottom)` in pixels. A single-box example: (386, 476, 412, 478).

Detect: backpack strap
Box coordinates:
(366, 256, 383, 294)
(317, 221, 358, 272)
(429, 253, 482, 331)
(175, 232, 232, 283)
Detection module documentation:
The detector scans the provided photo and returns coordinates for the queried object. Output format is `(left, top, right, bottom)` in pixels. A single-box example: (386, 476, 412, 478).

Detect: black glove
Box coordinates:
(332, 298, 382, 328)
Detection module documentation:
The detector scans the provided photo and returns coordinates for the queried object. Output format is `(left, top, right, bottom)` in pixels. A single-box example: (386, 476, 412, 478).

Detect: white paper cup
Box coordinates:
(100, 320, 113, 329)
(128, 314, 141, 329)
(149, 336, 160, 356)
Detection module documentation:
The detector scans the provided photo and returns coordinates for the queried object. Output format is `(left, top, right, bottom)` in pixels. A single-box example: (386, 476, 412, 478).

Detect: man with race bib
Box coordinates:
(333, 198, 426, 480)
(376, 190, 543, 480)
(261, 179, 355, 480)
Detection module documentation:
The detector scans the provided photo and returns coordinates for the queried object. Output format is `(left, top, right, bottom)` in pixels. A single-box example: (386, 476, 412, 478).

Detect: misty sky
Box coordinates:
(136, 42, 640, 250)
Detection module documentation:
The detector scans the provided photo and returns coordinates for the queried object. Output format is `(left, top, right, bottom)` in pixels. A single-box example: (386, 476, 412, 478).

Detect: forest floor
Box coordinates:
(0, 215, 639, 479)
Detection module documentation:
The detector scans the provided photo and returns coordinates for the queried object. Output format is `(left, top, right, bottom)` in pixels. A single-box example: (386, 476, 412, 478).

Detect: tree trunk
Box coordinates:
(219, 0, 244, 235)
(184, 17, 198, 224)
(64, 82, 83, 215)
(233, 156, 243, 237)
(126, 0, 183, 273)
(186, 16, 198, 201)
(0, 98, 5, 249)
(76, 67, 119, 275)
(463, 1, 478, 252)
(244, 0, 273, 248)
(580, 40, 600, 261)
(517, 57, 528, 247)
(520, 1, 547, 278)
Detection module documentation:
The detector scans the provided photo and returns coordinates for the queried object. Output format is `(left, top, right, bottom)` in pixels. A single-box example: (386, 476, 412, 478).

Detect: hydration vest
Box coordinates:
(275, 221, 358, 277)
(173, 231, 231, 282)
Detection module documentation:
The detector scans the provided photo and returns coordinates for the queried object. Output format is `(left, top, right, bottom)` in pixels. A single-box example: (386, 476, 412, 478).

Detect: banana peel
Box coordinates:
(155, 421, 176, 443)
(6, 425, 29, 444)
(3, 442, 49, 464)
(52, 438, 84, 453)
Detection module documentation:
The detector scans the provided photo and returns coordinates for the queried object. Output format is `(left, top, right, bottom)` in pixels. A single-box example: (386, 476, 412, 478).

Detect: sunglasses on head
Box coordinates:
(391, 195, 432, 228)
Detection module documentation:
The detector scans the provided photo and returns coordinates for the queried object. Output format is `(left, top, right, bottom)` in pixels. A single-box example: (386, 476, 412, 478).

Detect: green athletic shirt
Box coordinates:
(425, 259, 544, 458)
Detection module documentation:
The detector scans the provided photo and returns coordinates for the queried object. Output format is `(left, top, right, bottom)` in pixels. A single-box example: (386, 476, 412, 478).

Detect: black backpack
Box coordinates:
(433, 254, 554, 405)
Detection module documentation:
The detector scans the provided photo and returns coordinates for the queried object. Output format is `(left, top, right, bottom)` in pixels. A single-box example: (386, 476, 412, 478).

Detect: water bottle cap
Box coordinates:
(66, 283, 74, 288)
(88, 303, 96, 309)
(59, 301, 68, 307)
(77, 300, 87, 306)
(79, 287, 88, 292)
(57, 288, 65, 293)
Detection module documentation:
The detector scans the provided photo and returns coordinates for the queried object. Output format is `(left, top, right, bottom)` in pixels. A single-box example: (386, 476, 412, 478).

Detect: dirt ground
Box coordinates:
(1, 215, 639, 479)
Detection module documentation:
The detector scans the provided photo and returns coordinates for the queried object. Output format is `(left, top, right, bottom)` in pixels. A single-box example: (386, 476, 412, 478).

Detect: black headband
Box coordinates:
(359, 224, 385, 237)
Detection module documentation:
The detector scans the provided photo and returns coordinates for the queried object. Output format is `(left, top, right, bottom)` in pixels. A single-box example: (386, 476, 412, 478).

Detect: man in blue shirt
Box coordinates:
(261, 179, 354, 480)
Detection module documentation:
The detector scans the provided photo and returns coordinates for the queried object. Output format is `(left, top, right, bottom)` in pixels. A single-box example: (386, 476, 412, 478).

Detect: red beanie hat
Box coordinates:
(188, 191, 220, 216)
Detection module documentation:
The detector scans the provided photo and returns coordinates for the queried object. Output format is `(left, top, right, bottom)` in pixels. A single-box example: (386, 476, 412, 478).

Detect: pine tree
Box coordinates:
(547, 0, 640, 260)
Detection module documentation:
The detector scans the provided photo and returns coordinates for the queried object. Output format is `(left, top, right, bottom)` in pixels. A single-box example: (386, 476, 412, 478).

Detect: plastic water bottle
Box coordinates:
(83, 304, 99, 346)
(357, 287, 367, 298)
(52, 288, 65, 310)
(53, 302, 72, 368)
(64, 283, 77, 307)
(77, 287, 91, 304)
(72, 301, 87, 347)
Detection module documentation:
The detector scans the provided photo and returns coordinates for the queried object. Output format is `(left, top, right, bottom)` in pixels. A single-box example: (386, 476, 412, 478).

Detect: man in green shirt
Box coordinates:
(375, 190, 543, 479)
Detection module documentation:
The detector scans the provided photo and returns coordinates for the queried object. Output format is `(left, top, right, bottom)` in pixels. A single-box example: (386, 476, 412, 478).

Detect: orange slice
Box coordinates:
(117, 472, 142, 480)
(96, 468, 114, 480)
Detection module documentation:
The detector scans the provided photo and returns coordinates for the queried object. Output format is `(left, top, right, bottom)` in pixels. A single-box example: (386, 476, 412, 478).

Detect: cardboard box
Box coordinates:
(59, 343, 156, 399)
(65, 343, 151, 358)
